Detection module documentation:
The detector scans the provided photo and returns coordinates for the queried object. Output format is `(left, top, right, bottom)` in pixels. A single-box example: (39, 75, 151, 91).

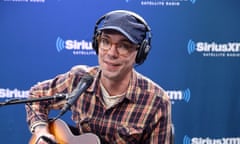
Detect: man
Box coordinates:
(26, 10, 172, 144)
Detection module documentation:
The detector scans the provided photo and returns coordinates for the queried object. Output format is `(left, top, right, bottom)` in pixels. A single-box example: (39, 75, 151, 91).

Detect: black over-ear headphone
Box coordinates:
(92, 10, 152, 65)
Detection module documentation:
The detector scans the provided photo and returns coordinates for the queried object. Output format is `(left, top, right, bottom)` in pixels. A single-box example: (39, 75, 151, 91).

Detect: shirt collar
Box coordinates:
(124, 69, 139, 103)
(86, 67, 140, 103)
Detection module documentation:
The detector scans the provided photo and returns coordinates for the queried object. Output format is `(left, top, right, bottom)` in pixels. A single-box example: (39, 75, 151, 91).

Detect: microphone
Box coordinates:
(53, 74, 93, 120)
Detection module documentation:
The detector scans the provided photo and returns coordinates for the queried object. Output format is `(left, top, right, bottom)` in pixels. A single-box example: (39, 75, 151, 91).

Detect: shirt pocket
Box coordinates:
(117, 124, 144, 142)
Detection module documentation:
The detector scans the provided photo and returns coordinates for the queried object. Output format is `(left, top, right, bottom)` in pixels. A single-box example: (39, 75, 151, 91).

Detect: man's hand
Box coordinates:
(34, 125, 56, 144)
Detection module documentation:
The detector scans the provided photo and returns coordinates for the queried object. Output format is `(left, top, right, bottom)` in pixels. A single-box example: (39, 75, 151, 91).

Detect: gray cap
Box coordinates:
(98, 10, 147, 44)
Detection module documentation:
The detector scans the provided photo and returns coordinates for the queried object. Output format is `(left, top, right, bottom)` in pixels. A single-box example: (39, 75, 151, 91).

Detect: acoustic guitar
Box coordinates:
(29, 119, 101, 144)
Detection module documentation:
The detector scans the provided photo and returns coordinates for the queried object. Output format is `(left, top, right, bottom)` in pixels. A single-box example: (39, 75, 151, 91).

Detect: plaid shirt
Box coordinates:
(26, 65, 172, 144)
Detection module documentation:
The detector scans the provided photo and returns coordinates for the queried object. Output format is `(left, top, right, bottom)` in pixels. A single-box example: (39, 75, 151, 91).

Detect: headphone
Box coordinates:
(92, 10, 152, 65)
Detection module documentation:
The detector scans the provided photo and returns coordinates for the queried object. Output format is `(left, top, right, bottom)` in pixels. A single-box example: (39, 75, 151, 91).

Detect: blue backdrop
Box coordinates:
(1, 0, 240, 143)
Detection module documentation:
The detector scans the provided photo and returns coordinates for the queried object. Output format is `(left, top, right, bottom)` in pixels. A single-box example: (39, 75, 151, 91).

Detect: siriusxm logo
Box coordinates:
(187, 40, 196, 55)
(56, 36, 96, 55)
(183, 135, 240, 144)
(0, 88, 29, 98)
(167, 88, 191, 104)
(187, 39, 240, 57)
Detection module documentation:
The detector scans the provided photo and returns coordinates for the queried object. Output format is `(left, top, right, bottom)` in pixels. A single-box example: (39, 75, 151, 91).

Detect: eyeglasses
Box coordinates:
(98, 37, 139, 56)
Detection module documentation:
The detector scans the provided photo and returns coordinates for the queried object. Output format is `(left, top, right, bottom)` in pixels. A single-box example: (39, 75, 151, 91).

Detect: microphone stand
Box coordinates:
(0, 94, 67, 107)
(0, 94, 67, 144)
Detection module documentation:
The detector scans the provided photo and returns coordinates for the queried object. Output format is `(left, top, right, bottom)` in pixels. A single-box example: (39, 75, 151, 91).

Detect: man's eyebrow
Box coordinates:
(101, 33, 132, 43)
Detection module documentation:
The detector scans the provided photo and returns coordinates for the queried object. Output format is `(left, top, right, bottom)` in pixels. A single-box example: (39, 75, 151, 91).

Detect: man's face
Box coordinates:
(98, 30, 138, 81)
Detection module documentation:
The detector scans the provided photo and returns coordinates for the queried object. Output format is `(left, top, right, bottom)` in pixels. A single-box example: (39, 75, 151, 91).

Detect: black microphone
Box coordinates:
(53, 74, 93, 120)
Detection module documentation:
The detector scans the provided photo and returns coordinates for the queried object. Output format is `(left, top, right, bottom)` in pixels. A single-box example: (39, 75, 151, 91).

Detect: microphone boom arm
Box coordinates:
(0, 93, 67, 107)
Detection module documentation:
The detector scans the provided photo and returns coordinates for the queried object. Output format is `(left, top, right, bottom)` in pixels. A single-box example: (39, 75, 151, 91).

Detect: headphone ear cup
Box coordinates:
(135, 39, 151, 64)
(92, 31, 100, 54)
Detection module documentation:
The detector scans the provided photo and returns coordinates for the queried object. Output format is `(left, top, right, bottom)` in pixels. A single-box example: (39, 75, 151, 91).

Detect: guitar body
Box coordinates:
(29, 119, 100, 144)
